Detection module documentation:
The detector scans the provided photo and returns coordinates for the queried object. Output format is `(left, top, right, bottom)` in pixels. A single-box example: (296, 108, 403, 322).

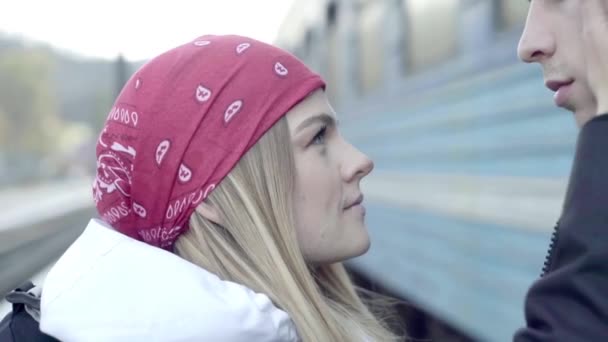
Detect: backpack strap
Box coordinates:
(5, 281, 40, 311)
(5, 281, 42, 322)
(1, 282, 59, 342)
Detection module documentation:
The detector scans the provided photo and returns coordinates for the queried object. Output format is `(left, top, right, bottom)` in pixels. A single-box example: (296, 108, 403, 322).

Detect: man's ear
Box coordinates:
(194, 202, 224, 226)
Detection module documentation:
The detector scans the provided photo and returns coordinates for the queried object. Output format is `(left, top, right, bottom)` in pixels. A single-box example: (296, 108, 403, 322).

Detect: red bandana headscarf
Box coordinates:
(93, 35, 325, 250)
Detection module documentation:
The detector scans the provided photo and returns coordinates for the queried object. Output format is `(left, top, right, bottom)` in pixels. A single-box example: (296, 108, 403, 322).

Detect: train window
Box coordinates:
(304, 29, 313, 58)
(327, 1, 338, 28)
(325, 26, 340, 104)
(358, 0, 386, 94)
(405, 0, 459, 71)
(497, 0, 528, 31)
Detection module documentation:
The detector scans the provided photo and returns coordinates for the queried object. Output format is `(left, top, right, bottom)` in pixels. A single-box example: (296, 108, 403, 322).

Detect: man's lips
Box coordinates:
(545, 79, 574, 92)
(546, 80, 574, 107)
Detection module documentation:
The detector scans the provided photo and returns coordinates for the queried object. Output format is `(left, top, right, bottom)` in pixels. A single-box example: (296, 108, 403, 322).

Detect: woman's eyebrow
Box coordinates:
(295, 113, 337, 133)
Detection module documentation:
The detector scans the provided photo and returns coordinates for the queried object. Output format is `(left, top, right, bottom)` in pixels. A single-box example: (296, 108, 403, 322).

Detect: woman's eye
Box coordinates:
(311, 126, 327, 145)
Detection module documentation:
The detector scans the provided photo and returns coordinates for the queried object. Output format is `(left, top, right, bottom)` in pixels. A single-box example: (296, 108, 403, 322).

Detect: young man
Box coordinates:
(515, 1, 608, 340)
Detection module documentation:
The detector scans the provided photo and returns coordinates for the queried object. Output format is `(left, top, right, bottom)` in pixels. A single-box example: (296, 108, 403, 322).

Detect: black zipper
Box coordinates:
(541, 220, 560, 277)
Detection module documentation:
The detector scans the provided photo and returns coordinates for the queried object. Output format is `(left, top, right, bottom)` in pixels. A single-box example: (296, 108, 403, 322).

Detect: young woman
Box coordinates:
(39, 34, 400, 341)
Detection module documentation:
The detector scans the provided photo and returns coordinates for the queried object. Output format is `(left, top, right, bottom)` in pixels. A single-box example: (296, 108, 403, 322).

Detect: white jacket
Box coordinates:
(40, 219, 299, 342)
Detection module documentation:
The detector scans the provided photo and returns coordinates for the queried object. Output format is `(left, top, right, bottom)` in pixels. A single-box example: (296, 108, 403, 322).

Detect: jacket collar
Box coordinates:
(40, 219, 298, 342)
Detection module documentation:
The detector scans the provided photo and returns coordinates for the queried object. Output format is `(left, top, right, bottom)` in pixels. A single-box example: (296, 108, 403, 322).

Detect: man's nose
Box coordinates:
(518, 6, 556, 63)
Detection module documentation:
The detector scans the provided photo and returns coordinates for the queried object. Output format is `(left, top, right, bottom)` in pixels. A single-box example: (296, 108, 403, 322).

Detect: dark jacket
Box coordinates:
(514, 115, 608, 341)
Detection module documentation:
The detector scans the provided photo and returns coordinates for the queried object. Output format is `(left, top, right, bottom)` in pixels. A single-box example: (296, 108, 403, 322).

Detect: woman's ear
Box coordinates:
(195, 202, 224, 226)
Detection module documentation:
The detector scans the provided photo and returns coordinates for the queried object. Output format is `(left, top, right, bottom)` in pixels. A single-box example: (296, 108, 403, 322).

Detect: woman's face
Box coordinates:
(287, 89, 374, 264)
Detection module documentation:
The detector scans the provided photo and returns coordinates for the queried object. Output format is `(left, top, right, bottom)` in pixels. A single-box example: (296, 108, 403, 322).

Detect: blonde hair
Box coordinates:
(174, 117, 401, 341)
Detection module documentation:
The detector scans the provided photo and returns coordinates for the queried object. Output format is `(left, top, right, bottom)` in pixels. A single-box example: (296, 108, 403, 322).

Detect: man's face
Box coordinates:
(518, 0, 597, 127)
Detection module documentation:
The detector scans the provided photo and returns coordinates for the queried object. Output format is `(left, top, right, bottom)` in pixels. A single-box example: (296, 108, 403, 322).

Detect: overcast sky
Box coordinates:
(0, 0, 296, 60)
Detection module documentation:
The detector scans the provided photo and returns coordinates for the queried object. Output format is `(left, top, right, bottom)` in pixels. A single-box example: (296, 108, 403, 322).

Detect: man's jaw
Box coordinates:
(573, 104, 598, 128)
